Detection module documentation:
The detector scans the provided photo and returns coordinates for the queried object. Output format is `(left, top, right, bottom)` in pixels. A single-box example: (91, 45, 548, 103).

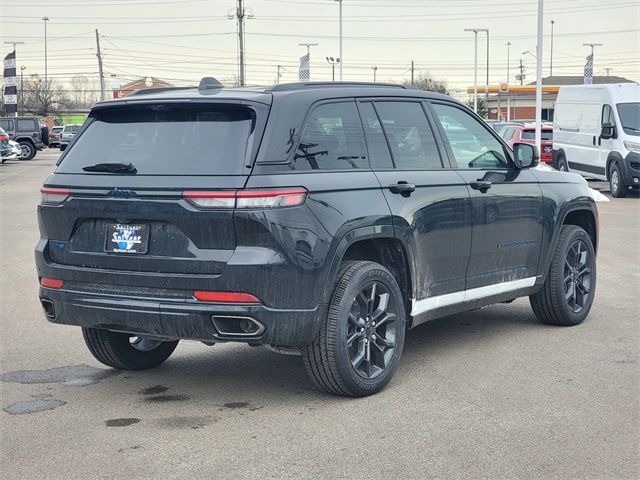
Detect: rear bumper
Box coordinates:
(39, 286, 324, 347)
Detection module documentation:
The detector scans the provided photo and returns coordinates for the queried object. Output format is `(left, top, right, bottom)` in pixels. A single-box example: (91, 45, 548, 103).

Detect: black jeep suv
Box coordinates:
(36, 80, 598, 397)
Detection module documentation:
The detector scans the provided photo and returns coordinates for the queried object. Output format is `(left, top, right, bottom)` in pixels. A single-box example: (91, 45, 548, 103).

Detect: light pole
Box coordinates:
(20, 65, 25, 115)
(335, 0, 343, 80)
(464, 28, 487, 114)
(371, 65, 377, 83)
(326, 57, 340, 81)
(505, 42, 511, 82)
(534, 0, 544, 157)
(42, 17, 49, 87)
(550, 20, 555, 76)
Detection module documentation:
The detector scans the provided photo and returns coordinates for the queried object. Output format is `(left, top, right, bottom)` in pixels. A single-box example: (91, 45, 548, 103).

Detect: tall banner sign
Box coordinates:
(299, 53, 310, 81)
(3, 50, 18, 114)
(583, 54, 593, 85)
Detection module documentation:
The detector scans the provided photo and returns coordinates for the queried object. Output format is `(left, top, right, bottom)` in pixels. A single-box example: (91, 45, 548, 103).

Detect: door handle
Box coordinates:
(388, 181, 416, 195)
(470, 180, 492, 192)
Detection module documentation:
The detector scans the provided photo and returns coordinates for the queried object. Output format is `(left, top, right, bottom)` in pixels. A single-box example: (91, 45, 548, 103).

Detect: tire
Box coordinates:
(302, 261, 407, 397)
(18, 141, 36, 160)
(82, 327, 179, 370)
(530, 225, 596, 326)
(557, 154, 568, 172)
(609, 162, 627, 198)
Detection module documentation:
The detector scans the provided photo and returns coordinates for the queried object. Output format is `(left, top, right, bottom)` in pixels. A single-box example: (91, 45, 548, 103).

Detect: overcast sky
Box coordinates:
(1, 0, 638, 97)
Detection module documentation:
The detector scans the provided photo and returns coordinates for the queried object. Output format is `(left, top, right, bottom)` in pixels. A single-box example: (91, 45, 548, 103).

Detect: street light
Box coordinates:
(326, 57, 340, 81)
(550, 20, 555, 76)
(523, 50, 536, 59)
(335, 0, 343, 80)
(464, 28, 488, 114)
(505, 42, 511, 83)
(20, 65, 26, 115)
(42, 17, 49, 87)
(371, 65, 378, 83)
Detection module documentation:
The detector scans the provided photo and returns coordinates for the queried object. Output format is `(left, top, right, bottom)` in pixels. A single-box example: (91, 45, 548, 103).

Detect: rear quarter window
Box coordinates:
(16, 119, 37, 132)
(56, 103, 260, 175)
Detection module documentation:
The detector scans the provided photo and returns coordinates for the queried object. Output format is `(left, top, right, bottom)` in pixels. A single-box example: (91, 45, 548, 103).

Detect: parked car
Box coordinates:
(500, 122, 554, 164)
(1, 127, 20, 162)
(0, 116, 45, 160)
(49, 126, 64, 148)
(36, 79, 598, 397)
(484, 120, 509, 132)
(553, 83, 640, 197)
(59, 124, 82, 151)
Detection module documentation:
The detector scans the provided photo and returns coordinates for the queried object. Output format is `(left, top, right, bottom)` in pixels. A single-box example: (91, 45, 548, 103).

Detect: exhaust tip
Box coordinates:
(212, 316, 265, 337)
(41, 299, 55, 319)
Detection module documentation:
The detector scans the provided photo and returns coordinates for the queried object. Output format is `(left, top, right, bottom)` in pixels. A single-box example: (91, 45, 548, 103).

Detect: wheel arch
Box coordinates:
(605, 151, 624, 181)
(321, 227, 414, 322)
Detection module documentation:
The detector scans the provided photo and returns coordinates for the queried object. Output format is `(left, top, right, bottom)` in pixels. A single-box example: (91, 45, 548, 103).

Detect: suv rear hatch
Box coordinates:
(40, 100, 269, 276)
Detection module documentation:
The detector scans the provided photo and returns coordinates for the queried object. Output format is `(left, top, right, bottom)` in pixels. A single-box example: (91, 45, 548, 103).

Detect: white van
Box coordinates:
(553, 83, 640, 197)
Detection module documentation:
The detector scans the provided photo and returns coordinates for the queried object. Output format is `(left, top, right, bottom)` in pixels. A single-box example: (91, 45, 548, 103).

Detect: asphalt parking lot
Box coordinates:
(1, 150, 638, 480)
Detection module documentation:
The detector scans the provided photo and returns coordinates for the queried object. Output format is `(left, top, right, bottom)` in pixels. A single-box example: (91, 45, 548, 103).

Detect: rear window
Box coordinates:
(521, 129, 552, 140)
(57, 103, 258, 175)
(64, 125, 81, 133)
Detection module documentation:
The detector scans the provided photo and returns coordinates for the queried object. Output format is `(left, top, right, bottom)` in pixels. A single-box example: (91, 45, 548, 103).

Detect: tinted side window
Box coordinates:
(432, 103, 509, 169)
(359, 102, 393, 169)
(374, 101, 442, 170)
(602, 104, 615, 126)
(17, 119, 37, 132)
(294, 102, 367, 170)
(0, 119, 14, 131)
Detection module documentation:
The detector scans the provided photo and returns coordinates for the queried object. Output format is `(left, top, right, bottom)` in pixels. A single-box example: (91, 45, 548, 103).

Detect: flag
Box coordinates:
(299, 53, 310, 81)
(583, 53, 593, 85)
(3, 50, 18, 113)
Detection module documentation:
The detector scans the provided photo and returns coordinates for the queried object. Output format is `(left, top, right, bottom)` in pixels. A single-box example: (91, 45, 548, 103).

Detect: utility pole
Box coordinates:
(411, 60, 415, 85)
(550, 19, 555, 76)
(517, 58, 525, 85)
(95, 29, 105, 101)
(298, 43, 318, 80)
(605, 67, 611, 76)
(336, 0, 343, 80)
(464, 28, 487, 113)
(505, 42, 511, 83)
(237, 0, 246, 86)
(276, 65, 283, 84)
(371, 65, 377, 83)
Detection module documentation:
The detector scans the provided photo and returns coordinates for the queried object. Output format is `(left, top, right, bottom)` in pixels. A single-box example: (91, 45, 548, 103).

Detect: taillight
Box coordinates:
(193, 291, 260, 304)
(183, 188, 307, 209)
(40, 187, 70, 204)
(40, 278, 64, 289)
(182, 191, 236, 208)
(0, 134, 8, 141)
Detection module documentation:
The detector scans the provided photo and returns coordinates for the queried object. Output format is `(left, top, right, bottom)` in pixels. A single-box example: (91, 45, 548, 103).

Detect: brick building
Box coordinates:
(467, 75, 635, 121)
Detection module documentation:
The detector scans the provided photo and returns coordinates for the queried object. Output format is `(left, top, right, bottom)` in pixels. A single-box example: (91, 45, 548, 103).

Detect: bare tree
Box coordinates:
(68, 74, 99, 109)
(22, 75, 69, 115)
(404, 73, 449, 95)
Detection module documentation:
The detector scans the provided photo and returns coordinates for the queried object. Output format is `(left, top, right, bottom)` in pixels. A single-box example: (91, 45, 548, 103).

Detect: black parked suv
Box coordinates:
(0, 116, 45, 160)
(36, 80, 598, 397)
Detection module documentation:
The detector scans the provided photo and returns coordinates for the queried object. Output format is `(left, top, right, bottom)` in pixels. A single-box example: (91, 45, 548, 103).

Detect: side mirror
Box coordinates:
(513, 143, 539, 169)
(601, 122, 616, 140)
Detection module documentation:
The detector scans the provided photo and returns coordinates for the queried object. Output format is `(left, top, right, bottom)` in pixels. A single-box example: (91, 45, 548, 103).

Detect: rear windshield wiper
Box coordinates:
(82, 162, 137, 174)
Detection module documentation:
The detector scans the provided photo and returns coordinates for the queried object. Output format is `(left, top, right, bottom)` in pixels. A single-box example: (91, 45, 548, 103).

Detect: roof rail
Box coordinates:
(199, 77, 224, 91)
(128, 86, 194, 97)
(267, 81, 411, 92)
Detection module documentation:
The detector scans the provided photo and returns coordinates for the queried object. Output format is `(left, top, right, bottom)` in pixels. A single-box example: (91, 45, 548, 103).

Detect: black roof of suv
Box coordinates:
(36, 79, 598, 397)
